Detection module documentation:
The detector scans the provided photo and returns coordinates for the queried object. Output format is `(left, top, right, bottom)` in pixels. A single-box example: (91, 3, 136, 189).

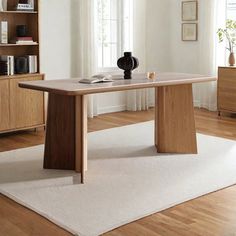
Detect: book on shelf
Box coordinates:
(16, 37, 33, 41)
(0, 55, 14, 75)
(16, 40, 37, 44)
(11, 36, 37, 45)
(79, 74, 114, 84)
(0, 21, 8, 44)
(28, 55, 37, 73)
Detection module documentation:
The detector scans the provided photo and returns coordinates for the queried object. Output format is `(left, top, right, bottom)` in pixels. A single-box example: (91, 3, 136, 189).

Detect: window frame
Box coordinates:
(96, 0, 133, 72)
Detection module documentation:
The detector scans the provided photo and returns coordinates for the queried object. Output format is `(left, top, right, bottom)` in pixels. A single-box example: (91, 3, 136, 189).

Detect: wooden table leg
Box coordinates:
(155, 84, 197, 154)
(75, 96, 87, 184)
(44, 93, 87, 183)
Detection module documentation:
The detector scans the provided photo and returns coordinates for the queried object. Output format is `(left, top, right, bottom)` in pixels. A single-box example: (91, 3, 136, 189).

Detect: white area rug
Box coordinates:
(1, 121, 236, 236)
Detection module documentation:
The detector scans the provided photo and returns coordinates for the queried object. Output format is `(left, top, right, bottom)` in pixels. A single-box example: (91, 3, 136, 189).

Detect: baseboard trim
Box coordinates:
(97, 101, 216, 115)
(98, 105, 127, 115)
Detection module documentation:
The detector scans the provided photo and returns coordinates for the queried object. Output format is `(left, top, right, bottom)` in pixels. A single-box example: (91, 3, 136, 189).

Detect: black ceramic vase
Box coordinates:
(117, 52, 139, 79)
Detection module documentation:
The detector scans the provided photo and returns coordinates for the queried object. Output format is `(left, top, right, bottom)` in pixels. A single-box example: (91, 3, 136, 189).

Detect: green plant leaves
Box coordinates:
(217, 19, 236, 52)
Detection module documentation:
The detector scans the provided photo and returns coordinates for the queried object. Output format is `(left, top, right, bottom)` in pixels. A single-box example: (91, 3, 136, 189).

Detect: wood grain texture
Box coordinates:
(75, 95, 87, 183)
(0, 79, 10, 131)
(218, 67, 236, 114)
(44, 94, 76, 170)
(19, 73, 216, 96)
(9, 75, 44, 129)
(44, 94, 87, 179)
(155, 85, 197, 153)
(1, 109, 236, 236)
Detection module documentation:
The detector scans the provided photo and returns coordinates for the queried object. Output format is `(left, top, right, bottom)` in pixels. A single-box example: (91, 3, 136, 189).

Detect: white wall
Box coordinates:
(168, 0, 200, 74)
(40, 0, 71, 80)
(146, 0, 171, 72)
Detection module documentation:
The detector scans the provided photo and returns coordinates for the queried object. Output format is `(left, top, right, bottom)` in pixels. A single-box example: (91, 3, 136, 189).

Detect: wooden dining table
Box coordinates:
(19, 73, 216, 183)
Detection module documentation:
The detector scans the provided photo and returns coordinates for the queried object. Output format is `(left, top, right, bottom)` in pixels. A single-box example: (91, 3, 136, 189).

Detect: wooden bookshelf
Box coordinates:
(0, 0, 45, 134)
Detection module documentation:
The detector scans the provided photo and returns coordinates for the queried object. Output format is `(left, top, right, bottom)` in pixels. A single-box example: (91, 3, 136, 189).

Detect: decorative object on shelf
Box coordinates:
(0, 21, 8, 44)
(182, 1, 198, 21)
(16, 25, 27, 37)
(15, 56, 28, 74)
(117, 52, 139, 80)
(16, 0, 34, 11)
(0, 0, 7, 11)
(15, 25, 36, 44)
(217, 19, 236, 66)
(182, 23, 198, 41)
(28, 0, 34, 10)
(229, 52, 235, 67)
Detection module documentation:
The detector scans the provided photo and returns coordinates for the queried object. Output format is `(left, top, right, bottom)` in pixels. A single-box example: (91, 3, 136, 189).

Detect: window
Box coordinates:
(227, 0, 236, 20)
(95, 0, 133, 69)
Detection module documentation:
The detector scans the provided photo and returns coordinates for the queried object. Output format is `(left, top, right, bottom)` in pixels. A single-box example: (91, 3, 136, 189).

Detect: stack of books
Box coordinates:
(0, 56, 14, 75)
(15, 36, 37, 45)
(0, 55, 38, 75)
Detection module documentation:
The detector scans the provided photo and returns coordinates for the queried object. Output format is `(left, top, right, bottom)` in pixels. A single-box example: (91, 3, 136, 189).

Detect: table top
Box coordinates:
(19, 73, 216, 96)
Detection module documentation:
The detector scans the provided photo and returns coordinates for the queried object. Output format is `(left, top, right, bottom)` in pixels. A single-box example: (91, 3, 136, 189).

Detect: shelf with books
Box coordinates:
(0, 11, 38, 14)
(0, 0, 44, 134)
(6, 0, 38, 12)
(0, 43, 39, 46)
(0, 54, 38, 76)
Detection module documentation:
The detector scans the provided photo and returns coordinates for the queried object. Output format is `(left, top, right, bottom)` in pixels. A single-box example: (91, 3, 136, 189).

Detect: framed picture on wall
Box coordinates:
(182, 1, 198, 21)
(182, 23, 198, 41)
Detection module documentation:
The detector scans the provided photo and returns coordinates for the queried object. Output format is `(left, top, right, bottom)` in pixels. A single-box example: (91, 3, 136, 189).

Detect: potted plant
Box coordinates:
(217, 19, 236, 66)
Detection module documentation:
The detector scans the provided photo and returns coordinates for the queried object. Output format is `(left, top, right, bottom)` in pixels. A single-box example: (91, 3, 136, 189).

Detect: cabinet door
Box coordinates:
(218, 68, 236, 112)
(0, 79, 10, 131)
(10, 75, 44, 129)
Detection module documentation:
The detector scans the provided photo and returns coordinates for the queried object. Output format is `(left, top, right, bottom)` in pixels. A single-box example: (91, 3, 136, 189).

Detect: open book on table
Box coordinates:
(79, 74, 114, 84)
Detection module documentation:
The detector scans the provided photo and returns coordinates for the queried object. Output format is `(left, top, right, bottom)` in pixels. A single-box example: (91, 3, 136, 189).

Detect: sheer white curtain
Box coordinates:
(77, 0, 98, 118)
(126, 0, 154, 111)
(193, 0, 226, 111)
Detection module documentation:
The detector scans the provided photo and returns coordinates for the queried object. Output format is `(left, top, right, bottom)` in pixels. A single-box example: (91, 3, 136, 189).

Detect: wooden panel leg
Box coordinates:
(44, 94, 87, 183)
(75, 96, 87, 184)
(155, 84, 197, 154)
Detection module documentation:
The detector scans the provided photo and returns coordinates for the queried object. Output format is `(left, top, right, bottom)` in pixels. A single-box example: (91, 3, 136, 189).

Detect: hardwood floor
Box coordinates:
(0, 108, 236, 236)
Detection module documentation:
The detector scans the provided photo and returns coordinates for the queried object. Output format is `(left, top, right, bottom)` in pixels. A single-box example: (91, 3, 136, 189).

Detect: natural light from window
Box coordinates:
(227, 0, 236, 20)
(95, 0, 133, 69)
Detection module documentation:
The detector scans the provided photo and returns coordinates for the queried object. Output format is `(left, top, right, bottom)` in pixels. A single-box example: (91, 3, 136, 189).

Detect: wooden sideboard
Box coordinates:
(218, 67, 236, 116)
(0, 74, 45, 134)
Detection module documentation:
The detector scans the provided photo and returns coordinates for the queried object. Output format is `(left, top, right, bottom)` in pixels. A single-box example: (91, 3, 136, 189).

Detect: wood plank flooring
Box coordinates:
(0, 108, 236, 236)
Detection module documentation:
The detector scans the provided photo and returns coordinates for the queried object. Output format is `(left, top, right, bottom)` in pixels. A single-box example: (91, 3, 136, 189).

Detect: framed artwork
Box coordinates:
(182, 1, 198, 21)
(182, 23, 198, 41)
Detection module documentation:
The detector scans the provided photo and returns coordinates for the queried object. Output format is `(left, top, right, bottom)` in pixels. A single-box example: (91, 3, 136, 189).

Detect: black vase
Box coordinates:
(16, 25, 27, 37)
(117, 52, 139, 79)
